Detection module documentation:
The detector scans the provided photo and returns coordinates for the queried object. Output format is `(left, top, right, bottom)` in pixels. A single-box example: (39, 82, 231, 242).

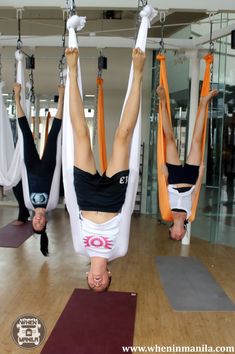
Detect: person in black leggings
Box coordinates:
(13, 83, 64, 255)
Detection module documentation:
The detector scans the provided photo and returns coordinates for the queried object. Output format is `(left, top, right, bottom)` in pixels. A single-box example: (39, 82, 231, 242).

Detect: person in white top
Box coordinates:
(157, 85, 217, 241)
(66, 47, 145, 291)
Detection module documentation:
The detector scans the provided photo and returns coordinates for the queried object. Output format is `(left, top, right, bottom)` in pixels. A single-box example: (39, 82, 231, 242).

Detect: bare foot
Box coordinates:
(156, 85, 166, 101)
(132, 47, 146, 74)
(65, 47, 79, 72)
(200, 89, 218, 105)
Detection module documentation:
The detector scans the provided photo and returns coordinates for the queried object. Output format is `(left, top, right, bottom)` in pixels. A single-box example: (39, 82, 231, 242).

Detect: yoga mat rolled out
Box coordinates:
(0, 221, 33, 247)
(41, 288, 137, 354)
(156, 256, 235, 311)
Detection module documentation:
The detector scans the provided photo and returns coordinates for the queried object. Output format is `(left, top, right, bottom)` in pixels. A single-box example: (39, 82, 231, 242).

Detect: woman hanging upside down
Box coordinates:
(13, 83, 64, 255)
(66, 47, 145, 292)
(157, 85, 217, 241)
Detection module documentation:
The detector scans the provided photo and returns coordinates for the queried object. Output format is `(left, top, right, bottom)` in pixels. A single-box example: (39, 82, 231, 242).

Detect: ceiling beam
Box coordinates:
(0, 35, 193, 49)
(0, 0, 235, 12)
(1, 19, 234, 50)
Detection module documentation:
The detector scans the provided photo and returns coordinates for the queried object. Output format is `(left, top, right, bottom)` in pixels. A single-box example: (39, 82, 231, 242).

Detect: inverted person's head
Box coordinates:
(86, 269, 112, 292)
(169, 210, 188, 241)
(32, 213, 47, 232)
(169, 223, 187, 241)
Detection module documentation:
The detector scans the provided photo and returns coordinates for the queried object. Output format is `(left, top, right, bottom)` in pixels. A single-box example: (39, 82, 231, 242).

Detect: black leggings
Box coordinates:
(18, 116, 61, 176)
(12, 180, 30, 222)
(166, 163, 199, 185)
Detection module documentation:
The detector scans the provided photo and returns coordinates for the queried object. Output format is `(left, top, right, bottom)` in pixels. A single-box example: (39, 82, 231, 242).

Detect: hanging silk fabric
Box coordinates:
(19, 60, 62, 211)
(97, 76, 107, 173)
(62, 5, 157, 259)
(0, 81, 15, 186)
(0, 50, 25, 189)
(157, 53, 213, 222)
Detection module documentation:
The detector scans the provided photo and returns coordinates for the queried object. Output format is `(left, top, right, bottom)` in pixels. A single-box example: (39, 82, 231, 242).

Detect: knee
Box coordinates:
(191, 134, 202, 147)
(165, 132, 175, 144)
(75, 125, 90, 139)
(114, 126, 132, 143)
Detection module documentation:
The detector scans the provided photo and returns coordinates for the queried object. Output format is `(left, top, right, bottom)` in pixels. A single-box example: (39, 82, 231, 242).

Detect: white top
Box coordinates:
(168, 185, 195, 219)
(79, 212, 122, 260)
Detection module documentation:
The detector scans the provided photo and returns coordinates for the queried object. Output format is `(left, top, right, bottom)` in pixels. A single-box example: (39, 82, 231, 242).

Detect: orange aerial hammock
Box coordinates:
(157, 52, 213, 222)
(96, 76, 107, 173)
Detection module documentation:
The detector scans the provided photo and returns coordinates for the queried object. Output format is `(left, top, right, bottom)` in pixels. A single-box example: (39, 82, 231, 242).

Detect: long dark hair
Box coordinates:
(32, 224, 49, 256)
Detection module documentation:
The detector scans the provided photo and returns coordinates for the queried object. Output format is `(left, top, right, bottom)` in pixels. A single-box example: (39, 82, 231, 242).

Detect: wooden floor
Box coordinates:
(0, 205, 235, 353)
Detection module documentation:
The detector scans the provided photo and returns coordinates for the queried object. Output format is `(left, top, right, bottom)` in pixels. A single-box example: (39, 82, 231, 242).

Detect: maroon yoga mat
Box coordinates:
(0, 221, 33, 247)
(41, 288, 137, 354)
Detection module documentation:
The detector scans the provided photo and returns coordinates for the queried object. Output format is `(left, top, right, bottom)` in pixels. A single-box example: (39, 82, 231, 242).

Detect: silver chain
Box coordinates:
(16, 9, 23, 50)
(66, 0, 76, 17)
(159, 12, 166, 54)
(29, 70, 35, 104)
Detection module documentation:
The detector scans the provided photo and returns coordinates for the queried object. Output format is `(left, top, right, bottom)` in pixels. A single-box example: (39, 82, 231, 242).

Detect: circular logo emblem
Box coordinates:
(12, 314, 46, 349)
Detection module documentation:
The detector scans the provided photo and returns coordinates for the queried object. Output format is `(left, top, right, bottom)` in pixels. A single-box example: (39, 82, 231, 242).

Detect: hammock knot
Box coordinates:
(15, 50, 23, 62)
(156, 53, 165, 61)
(203, 53, 213, 64)
(140, 5, 158, 24)
(96, 77, 103, 85)
(67, 15, 86, 32)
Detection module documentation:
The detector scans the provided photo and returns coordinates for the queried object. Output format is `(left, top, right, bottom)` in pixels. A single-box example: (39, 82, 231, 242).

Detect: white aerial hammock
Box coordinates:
(18, 55, 62, 211)
(0, 51, 24, 189)
(0, 81, 15, 186)
(62, 5, 157, 260)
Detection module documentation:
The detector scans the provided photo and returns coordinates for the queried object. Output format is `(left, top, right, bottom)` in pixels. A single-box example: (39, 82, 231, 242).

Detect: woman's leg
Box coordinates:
(42, 85, 64, 170)
(18, 116, 40, 170)
(157, 86, 180, 165)
(14, 83, 40, 170)
(187, 89, 217, 165)
(12, 180, 30, 222)
(106, 48, 145, 177)
(41, 119, 61, 172)
(66, 48, 96, 174)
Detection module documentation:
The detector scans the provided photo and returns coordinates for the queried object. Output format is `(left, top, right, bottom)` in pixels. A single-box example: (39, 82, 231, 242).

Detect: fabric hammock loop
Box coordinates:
(156, 53, 165, 61)
(157, 52, 212, 222)
(140, 5, 158, 24)
(62, 5, 157, 258)
(67, 15, 86, 32)
(203, 53, 213, 65)
(96, 77, 103, 85)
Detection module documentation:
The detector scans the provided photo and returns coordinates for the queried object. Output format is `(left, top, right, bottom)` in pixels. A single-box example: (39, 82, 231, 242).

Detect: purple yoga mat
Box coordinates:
(41, 288, 137, 354)
(0, 221, 33, 247)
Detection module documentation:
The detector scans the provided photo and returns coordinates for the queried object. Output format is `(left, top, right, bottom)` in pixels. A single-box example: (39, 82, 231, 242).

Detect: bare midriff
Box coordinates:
(81, 210, 118, 224)
(172, 183, 193, 188)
